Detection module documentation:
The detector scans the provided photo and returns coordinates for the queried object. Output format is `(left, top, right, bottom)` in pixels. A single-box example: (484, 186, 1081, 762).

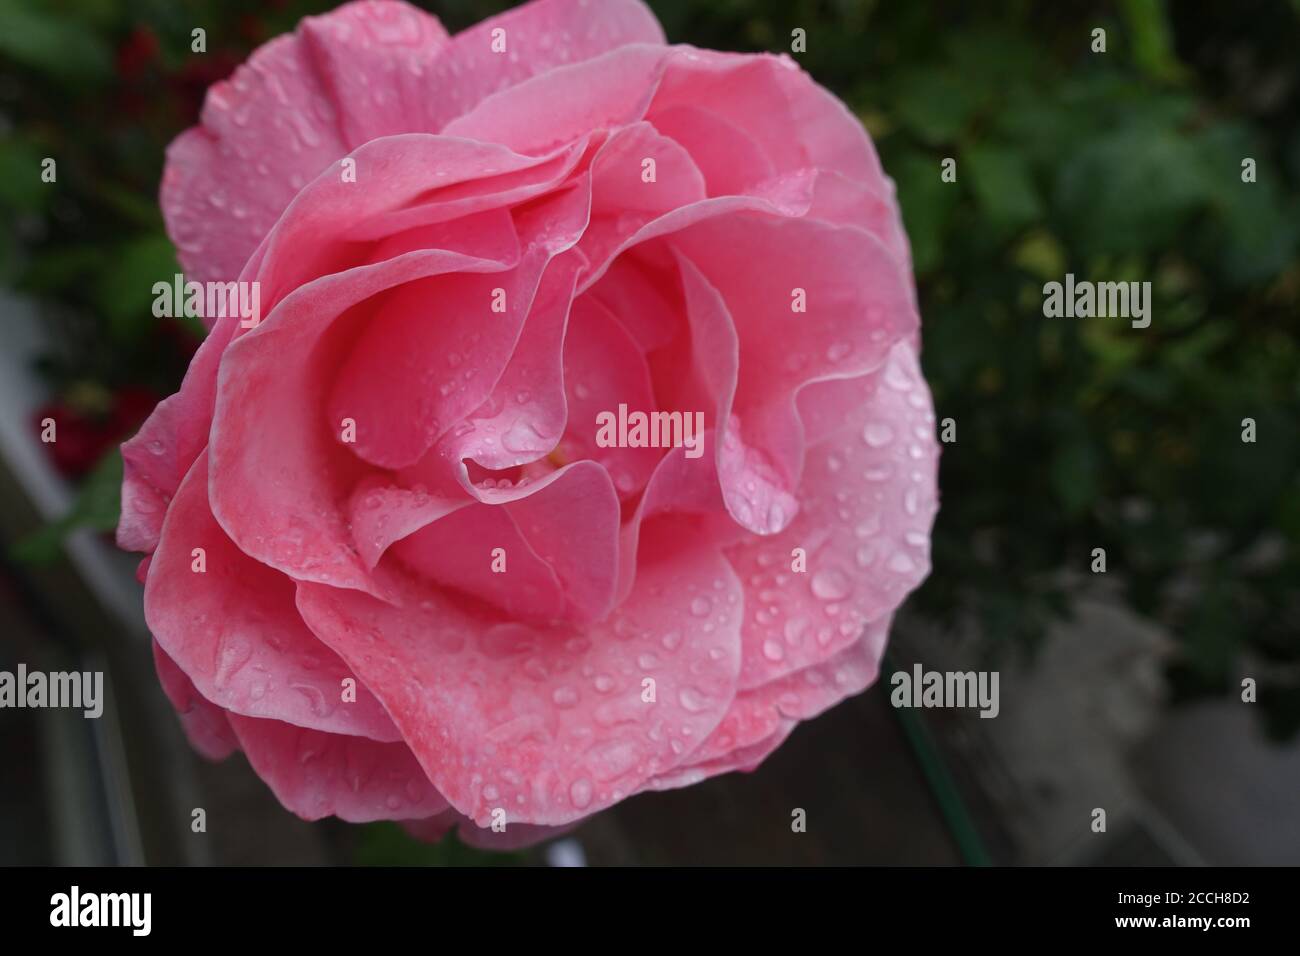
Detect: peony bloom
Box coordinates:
(120, 0, 939, 848)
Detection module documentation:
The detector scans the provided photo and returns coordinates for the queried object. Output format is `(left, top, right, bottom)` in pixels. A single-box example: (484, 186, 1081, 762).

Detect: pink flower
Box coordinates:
(121, 0, 938, 848)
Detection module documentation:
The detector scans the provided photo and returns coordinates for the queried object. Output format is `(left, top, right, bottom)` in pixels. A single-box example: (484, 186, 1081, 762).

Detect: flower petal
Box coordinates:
(147, 452, 401, 739)
(296, 521, 742, 826)
(429, 0, 666, 133)
(725, 341, 938, 690)
(228, 715, 449, 823)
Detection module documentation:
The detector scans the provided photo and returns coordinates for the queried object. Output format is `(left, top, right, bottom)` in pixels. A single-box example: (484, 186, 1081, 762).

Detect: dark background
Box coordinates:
(0, 0, 1297, 865)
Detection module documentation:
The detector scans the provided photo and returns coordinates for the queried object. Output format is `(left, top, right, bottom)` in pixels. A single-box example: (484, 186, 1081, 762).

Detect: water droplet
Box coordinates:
(888, 551, 917, 574)
(810, 568, 851, 601)
(677, 686, 708, 712)
(863, 422, 894, 447)
(569, 778, 593, 809)
(552, 686, 579, 708)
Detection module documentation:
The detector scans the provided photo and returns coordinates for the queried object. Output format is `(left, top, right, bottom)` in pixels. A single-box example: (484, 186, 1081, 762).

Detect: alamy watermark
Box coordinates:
(890, 664, 1000, 718)
(50, 886, 150, 936)
(153, 273, 262, 328)
(1042, 273, 1151, 329)
(0, 664, 103, 718)
(595, 404, 705, 459)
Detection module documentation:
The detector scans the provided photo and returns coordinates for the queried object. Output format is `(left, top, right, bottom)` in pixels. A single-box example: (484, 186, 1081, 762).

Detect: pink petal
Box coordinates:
(725, 341, 938, 690)
(394, 458, 621, 624)
(324, 181, 590, 471)
(429, 0, 666, 133)
(646, 48, 891, 203)
(118, 316, 237, 554)
(585, 254, 681, 353)
(664, 212, 919, 531)
(152, 640, 238, 761)
(209, 247, 517, 597)
(558, 296, 661, 500)
(439, 251, 584, 472)
(228, 715, 449, 823)
(299, 0, 450, 145)
(669, 614, 891, 771)
(346, 475, 469, 571)
(147, 451, 401, 740)
(388, 502, 567, 624)
(648, 721, 796, 792)
(250, 133, 582, 311)
(442, 44, 668, 154)
(577, 121, 707, 271)
(296, 522, 742, 826)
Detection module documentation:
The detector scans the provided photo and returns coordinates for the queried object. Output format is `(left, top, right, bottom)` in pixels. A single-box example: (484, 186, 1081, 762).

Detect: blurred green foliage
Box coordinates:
(0, 0, 1297, 829)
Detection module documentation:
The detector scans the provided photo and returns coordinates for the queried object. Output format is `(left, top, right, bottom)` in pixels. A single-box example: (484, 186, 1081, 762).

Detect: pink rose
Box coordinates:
(121, 0, 938, 848)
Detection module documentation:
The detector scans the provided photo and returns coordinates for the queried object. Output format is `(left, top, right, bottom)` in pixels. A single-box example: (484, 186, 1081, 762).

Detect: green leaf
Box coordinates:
(964, 143, 1043, 232)
(0, 0, 112, 83)
(891, 149, 959, 275)
(892, 68, 984, 145)
(1054, 127, 1209, 257)
(1049, 436, 1098, 518)
(1118, 0, 1187, 83)
(96, 235, 181, 343)
(0, 136, 52, 212)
